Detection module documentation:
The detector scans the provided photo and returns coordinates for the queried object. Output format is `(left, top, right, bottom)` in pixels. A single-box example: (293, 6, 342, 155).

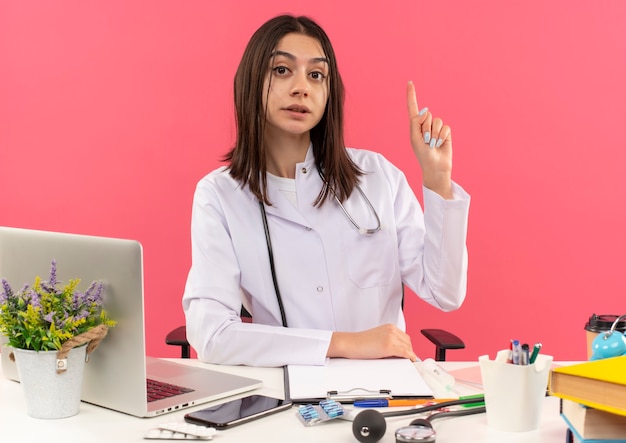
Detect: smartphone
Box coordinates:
(184, 394, 292, 429)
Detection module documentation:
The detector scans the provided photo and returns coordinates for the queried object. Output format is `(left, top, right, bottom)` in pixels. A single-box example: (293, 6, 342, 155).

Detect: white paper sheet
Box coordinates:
(287, 358, 433, 401)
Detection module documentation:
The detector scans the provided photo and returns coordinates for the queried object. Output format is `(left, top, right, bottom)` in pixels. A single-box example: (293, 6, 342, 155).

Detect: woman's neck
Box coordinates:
(265, 134, 310, 178)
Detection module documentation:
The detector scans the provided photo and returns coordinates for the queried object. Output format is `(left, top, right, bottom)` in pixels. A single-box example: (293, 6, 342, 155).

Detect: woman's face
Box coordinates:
(262, 33, 329, 141)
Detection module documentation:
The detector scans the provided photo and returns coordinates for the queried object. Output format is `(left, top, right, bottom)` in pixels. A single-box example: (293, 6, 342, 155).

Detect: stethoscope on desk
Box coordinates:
(351, 397, 486, 443)
(258, 180, 382, 327)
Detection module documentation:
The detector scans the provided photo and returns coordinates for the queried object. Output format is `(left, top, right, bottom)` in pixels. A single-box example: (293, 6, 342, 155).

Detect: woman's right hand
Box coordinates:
(327, 324, 417, 361)
(406, 81, 453, 200)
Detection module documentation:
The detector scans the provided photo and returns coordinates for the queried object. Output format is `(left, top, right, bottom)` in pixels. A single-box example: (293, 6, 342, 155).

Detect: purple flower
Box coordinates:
(73, 284, 99, 312)
(72, 288, 83, 309)
(83, 281, 104, 306)
(44, 311, 55, 323)
(39, 282, 55, 294)
(0, 279, 12, 303)
(76, 309, 90, 321)
(28, 290, 42, 309)
(49, 259, 57, 287)
(36, 260, 58, 294)
(72, 290, 84, 310)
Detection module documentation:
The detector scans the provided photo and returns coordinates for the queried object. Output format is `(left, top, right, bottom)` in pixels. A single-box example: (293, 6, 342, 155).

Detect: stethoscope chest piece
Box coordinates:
(395, 424, 436, 443)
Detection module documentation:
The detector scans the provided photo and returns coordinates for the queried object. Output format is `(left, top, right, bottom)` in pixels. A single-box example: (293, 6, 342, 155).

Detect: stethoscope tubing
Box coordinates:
(381, 396, 485, 418)
(257, 177, 381, 328)
(259, 200, 288, 328)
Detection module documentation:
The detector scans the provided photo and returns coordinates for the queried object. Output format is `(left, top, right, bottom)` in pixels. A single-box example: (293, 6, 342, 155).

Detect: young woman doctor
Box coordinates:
(182, 15, 470, 367)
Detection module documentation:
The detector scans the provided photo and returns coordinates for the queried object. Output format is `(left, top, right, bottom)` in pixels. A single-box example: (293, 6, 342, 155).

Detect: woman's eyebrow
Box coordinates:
(271, 50, 328, 65)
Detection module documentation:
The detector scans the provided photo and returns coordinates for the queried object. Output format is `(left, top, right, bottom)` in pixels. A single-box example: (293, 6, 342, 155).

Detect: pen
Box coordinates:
(529, 342, 542, 364)
(520, 343, 530, 365)
(353, 398, 457, 408)
(511, 339, 521, 365)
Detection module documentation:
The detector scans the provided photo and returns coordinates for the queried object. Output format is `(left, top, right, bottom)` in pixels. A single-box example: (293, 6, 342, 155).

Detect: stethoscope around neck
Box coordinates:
(332, 185, 382, 235)
(319, 169, 382, 235)
(257, 179, 382, 327)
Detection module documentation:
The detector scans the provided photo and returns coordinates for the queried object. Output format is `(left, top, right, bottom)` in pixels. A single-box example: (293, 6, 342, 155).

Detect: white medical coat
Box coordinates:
(183, 147, 470, 367)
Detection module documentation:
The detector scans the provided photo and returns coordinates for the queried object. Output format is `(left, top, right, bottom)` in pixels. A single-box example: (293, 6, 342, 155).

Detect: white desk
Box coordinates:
(0, 360, 569, 442)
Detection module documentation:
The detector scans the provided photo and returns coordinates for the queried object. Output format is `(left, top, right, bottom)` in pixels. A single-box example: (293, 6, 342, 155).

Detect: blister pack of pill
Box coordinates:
(144, 422, 217, 440)
(296, 399, 345, 426)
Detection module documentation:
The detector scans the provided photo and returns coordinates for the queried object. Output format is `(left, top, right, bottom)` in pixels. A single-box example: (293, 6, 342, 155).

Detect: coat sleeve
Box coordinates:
(396, 171, 470, 311)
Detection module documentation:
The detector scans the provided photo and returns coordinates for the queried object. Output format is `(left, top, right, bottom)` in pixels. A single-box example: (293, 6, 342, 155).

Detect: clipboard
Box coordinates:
(285, 358, 434, 403)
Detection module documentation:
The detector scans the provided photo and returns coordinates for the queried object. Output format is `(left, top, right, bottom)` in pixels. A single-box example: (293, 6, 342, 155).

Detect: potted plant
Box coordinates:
(0, 259, 115, 418)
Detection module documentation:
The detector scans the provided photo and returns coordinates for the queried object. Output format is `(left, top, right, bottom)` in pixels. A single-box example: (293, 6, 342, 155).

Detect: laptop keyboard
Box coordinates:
(146, 378, 195, 403)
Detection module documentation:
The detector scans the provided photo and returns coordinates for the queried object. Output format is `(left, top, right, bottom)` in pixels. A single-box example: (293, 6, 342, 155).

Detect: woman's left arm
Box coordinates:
(402, 81, 471, 311)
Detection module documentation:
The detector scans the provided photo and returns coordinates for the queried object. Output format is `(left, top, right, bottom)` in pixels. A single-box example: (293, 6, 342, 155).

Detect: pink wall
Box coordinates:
(1, 1, 625, 361)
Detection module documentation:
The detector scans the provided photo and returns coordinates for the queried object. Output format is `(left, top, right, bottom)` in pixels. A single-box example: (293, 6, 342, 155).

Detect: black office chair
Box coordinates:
(419, 328, 465, 361)
(165, 326, 193, 359)
(166, 307, 464, 361)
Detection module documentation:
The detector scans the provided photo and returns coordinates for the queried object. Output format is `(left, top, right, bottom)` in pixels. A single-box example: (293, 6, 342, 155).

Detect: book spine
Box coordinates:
(550, 391, 626, 418)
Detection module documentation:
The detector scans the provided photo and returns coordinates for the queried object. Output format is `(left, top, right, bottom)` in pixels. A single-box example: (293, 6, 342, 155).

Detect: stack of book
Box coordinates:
(549, 355, 626, 442)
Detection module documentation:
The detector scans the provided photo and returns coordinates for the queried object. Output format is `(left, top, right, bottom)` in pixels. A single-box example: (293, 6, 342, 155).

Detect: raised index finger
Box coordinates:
(406, 81, 425, 121)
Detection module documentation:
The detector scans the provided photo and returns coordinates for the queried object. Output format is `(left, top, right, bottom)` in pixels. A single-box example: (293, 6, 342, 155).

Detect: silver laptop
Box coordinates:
(0, 226, 262, 417)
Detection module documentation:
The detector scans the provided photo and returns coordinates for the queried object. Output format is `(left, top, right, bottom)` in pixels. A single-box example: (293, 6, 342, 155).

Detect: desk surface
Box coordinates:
(0, 359, 570, 443)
